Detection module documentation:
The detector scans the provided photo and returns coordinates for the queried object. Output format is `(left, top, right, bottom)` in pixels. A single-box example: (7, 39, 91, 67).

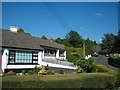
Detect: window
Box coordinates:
(16, 51, 32, 63)
(32, 52, 38, 63)
(8, 50, 38, 64)
(59, 51, 64, 57)
(45, 49, 56, 56)
(9, 50, 15, 63)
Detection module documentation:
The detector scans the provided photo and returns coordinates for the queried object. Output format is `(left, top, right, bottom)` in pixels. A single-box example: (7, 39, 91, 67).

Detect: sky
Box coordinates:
(2, 2, 118, 43)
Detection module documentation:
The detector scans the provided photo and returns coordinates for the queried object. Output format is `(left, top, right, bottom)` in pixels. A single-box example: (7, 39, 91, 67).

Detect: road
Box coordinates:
(93, 55, 119, 71)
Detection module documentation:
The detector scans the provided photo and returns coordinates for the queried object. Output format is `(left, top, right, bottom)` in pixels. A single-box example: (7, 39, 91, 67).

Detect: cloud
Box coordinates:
(95, 13, 103, 17)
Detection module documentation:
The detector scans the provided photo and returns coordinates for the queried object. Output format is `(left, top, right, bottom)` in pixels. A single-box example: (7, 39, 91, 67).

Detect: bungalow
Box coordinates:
(0, 27, 77, 73)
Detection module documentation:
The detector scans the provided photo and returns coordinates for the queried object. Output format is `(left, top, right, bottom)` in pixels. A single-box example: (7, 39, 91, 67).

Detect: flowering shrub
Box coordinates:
(95, 64, 110, 72)
(38, 66, 47, 75)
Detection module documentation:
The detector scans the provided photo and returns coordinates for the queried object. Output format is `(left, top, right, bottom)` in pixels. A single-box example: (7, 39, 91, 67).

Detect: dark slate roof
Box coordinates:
(1, 29, 65, 50)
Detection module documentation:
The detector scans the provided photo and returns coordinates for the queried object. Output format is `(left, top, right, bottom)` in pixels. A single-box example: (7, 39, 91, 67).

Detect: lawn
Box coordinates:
(2, 73, 118, 89)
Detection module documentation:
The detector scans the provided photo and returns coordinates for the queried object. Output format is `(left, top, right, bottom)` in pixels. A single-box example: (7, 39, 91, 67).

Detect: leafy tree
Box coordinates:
(41, 35, 47, 40)
(65, 30, 83, 48)
(114, 29, 120, 53)
(17, 28, 24, 33)
(85, 38, 99, 55)
(101, 33, 116, 54)
(55, 38, 63, 44)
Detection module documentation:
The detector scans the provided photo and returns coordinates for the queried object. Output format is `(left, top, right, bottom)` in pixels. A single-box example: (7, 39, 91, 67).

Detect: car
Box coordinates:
(105, 54, 109, 57)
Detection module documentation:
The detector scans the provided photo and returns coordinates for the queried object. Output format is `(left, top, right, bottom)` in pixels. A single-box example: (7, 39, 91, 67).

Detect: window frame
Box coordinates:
(8, 50, 38, 64)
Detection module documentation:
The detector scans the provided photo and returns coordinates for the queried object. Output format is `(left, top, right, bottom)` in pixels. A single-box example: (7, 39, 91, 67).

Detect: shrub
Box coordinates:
(108, 54, 120, 68)
(95, 64, 110, 73)
(78, 58, 95, 73)
(77, 66, 82, 73)
(58, 70, 64, 74)
(33, 66, 40, 74)
(21, 70, 27, 75)
(47, 70, 55, 75)
(38, 66, 47, 75)
(27, 70, 34, 75)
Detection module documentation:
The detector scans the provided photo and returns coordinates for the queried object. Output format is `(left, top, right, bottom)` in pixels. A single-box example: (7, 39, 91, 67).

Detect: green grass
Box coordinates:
(2, 73, 118, 89)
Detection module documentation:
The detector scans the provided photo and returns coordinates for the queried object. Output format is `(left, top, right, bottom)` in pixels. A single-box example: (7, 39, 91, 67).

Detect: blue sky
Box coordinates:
(2, 2, 118, 43)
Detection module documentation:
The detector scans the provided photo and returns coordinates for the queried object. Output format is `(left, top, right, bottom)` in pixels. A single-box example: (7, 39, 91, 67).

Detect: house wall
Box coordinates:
(1, 48, 75, 72)
(43, 49, 66, 60)
(40, 61, 77, 70)
(2, 49, 9, 72)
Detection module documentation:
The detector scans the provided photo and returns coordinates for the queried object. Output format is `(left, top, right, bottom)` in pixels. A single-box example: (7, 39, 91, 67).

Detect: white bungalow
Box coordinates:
(0, 27, 77, 73)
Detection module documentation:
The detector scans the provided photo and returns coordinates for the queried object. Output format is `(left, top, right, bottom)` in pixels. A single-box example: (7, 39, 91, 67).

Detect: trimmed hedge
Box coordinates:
(108, 54, 120, 68)
(65, 46, 84, 58)
(2, 73, 117, 89)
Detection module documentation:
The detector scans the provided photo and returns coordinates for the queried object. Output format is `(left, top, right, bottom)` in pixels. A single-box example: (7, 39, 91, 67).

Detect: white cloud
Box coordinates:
(95, 13, 103, 17)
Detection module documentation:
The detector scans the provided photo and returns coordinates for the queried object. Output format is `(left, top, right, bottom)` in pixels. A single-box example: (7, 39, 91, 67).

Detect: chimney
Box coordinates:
(10, 25, 18, 32)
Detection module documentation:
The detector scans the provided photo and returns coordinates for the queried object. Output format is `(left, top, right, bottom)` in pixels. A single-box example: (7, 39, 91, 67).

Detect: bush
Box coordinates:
(108, 54, 120, 68)
(27, 70, 34, 75)
(21, 70, 27, 75)
(78, 58, 95, 73)
(33, 66, 40, 74)
(38, 66, 47, 75)
(58, 70, 64, 74)
(95, 64, 110, 73)
(47, 70, 55, 75)
(2, 73, 118, 89)
(77, 66, 82, 73)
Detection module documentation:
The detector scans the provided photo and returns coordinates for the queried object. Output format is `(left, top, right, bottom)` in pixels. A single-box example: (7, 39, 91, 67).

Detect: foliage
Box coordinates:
(41, 35, 47, 40)
(47, 70, 55, 75)
(108, 54, 120, 68)
(65, 30, 83, 48)
(114, 29, 120, 53)
(33, 66, 40, 74)
(94, 64, 111, 73)
(77, 66, 82, 73)
(65, 46, 84, 58)
(17, 28, 24, 33)
(85, 38, 100, 55)
(55, 31, 99, 57)
(21, 70, 27, 75)
(58, 70, 64, 74)
(2, 73, 118, 89)
(27, 70, 34, 75)
(101, 33, 116, 54)
(78, 58, 95, 73)
(38, 66, 47, 75)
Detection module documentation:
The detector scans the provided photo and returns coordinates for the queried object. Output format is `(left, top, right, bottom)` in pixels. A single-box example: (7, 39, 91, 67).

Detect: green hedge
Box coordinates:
(2, 73, 117, 89)
(65, 46, 84, 58)
(108, 54, 120, 68)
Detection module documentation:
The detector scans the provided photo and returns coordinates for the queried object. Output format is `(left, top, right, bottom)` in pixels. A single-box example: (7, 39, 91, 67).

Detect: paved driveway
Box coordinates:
(93, 55, 119, 71)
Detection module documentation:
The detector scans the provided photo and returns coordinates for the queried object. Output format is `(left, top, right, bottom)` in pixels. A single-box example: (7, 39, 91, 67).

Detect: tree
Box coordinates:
(85, 38, 99, 55)
(65, 30, 83, 48)
(114, 29, 120, 53)
(55, 38, 63, 44)
(41, 35, 47, 40)
(17, 28, 24, 33)
(101, 33, 116, 54)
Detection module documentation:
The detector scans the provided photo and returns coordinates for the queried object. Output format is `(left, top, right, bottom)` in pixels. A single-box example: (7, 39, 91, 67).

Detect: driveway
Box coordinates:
(93, 55, 119, 71)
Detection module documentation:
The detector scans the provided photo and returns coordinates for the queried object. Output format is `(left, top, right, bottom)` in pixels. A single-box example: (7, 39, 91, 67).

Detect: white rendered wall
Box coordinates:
(44, 56, 56, 59)
(38, 51, 42, 65)
(7, 65, 41, 69)
(41, 61, 77, 70)
(64, 51, 66, 60)
(56, 49, 59, 58)
(2, 49, 9, 72)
